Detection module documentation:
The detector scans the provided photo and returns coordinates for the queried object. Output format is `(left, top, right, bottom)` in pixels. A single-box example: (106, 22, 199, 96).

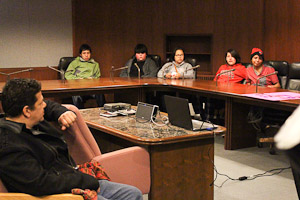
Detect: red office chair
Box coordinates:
(62, 105, 151, 194)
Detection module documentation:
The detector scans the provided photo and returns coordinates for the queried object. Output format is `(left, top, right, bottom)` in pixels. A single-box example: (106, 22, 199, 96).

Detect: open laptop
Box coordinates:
(164, 95, 217, 131)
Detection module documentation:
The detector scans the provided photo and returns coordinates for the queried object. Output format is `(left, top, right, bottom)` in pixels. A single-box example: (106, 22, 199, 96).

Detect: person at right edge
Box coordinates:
(275, 105, 300, 199)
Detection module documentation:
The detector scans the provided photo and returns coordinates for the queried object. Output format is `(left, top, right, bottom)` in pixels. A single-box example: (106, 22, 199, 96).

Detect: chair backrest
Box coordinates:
(0, 179, 8, 192)
(148, 54, 161, 69)
(264, 60, 289, 89)
(62, 104, 102, 164)
(63, 105, 151, 194)
(242, 62, 252, 68)
(287, 62, 300, 91)
(185, 57, 197, 78)
(58, 57, 76, 79)
(165, 57, 197, 78)
(165, 57, 197, 67)
(185, 57, 197, 67)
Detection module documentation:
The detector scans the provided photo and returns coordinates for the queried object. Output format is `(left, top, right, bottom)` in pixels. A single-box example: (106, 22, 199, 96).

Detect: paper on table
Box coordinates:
(242, 92, 300, 101)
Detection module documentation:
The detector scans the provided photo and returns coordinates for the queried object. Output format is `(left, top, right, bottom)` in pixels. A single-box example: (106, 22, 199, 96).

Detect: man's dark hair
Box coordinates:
(1, 78, 41, 117)
(225, 49, 241, 64)
(79, 44, 92, 54)
(134, 44, 148, 55)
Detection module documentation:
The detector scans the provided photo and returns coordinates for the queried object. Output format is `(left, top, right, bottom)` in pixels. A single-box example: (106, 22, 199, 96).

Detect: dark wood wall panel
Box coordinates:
(72, 0, 300, 78)
(264, 0, 300, 62)
(213, 0, 264, 71)
(72, 0, 216, 77)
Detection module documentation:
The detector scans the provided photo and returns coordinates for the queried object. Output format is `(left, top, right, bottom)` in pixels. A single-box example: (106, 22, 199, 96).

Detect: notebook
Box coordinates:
(164, 95, 217, 131)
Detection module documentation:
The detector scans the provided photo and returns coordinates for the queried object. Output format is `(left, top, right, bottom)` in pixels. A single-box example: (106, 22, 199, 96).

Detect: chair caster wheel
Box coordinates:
(269, 148, 276, 155)
(257, 142, 263, 148)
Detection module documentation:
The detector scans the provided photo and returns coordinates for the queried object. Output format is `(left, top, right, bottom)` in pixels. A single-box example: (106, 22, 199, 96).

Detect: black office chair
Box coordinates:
(148, 54, 161, 69)
(286, 62, 300, 91)
(185, 57, 197, 67)
(248, 61, 292, 154)
(264, 60, 289, 89)
(165, 57, 197, 67)
(57, 56, 104, 107)
(57, 57, 76, 79)
(247, 61, 291, 154)
(165, 57, 198, 78)
(247, 62, 291, 154)
(248, 106, 290, 154)
(242, 62, 252, 68)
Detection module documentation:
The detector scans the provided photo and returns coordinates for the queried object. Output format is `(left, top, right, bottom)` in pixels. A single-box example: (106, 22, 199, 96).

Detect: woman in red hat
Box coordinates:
(214, 49, 246, 83)
(246, 48, 280, 88)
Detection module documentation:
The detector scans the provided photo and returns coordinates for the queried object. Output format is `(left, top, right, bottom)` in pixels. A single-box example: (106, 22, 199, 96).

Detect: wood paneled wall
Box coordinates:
(71, 0, 300, 77)
(264, 0, 300, 62)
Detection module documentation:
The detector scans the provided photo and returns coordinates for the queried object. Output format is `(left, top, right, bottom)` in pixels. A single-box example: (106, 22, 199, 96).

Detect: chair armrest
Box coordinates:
(93, 146, 150, 194)
(0, 193, 83, 200)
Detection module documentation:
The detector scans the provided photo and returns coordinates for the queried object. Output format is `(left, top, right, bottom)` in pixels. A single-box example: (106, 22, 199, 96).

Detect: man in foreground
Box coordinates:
(0, 78, 142, 200)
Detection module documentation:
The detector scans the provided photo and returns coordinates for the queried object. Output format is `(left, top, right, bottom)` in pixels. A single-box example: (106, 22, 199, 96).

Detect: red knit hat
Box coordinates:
(250, 48, 264, 61)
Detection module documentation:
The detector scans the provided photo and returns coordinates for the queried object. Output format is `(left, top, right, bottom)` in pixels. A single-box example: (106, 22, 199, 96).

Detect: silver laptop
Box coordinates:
(164, 95, 217, 131)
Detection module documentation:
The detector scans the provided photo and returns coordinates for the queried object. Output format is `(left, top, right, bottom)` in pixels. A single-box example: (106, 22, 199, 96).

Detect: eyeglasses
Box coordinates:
(175, 54, 184, 57)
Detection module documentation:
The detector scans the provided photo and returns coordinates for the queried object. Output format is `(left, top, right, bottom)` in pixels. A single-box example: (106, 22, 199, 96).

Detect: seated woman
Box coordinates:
(246, 48, 280, 88)
(214, 49, 246, 83)
(157, 47, 194, 79)
(207, 49, 246, 124)
(157, 48, 196, 112)
(246, 48, 286, 152)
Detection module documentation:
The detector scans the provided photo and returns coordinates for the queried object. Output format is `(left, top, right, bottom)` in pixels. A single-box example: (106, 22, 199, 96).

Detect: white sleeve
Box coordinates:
(275, 106, 300, 149)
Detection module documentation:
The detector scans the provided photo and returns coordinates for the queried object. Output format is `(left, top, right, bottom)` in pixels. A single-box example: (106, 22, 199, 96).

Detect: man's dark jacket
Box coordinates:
(0, 100, 99, 196)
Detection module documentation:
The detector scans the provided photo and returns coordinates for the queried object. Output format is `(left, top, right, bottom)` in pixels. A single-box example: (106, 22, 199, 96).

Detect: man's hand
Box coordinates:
(58, 111, 77, 130)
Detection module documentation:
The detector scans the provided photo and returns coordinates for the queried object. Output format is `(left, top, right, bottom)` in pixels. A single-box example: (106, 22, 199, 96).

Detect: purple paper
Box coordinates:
(242, 92, 300, 101)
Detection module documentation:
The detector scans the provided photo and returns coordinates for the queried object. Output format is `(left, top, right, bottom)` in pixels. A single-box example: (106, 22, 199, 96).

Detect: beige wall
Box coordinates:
(0, 0, 72, 68)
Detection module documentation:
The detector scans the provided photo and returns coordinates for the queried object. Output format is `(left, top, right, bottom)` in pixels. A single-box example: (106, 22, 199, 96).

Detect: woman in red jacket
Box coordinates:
(214, 49, 246, 83)
(246, 48, 280, 88)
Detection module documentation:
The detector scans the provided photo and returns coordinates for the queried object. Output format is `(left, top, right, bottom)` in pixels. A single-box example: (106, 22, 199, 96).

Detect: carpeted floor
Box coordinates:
(214, 135, 298, 200)
(143, 135, 298, 200)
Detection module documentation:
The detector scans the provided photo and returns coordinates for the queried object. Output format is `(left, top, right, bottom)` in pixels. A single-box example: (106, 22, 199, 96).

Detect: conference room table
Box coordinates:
(0, 77, 299, 150)
(80, 107, 226, 200)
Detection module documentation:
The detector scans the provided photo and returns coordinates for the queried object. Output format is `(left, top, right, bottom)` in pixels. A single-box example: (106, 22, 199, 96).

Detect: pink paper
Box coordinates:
(242, 92, 300, 101)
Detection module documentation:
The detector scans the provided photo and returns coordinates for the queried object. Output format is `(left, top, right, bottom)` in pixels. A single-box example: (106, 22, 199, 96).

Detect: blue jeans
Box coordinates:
(97, 180, 143, 200)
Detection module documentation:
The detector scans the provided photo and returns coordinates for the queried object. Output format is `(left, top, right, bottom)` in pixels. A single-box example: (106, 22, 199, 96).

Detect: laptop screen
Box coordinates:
(164, 95, 193, 130)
